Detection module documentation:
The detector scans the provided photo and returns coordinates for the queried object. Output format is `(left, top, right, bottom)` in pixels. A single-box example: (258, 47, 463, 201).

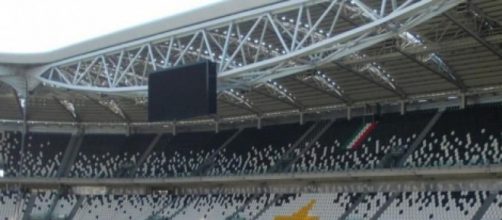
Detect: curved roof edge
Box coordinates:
(0, 0, 282, 64)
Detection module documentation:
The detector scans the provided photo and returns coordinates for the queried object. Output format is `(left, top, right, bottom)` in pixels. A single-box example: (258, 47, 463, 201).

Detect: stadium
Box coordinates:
(1, 0, 502, 219)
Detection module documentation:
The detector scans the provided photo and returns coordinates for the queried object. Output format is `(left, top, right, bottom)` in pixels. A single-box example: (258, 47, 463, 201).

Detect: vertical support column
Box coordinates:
(299, 111, 304, 125)
(215, 120, 220, 133)
(21, 191, 36, 220)
(400, 101, 406, 115)
(257, 117, 262, 129)
(13, 84, 28, 177)
(347, 106, 352, 120)
(460, 93, 466, 109)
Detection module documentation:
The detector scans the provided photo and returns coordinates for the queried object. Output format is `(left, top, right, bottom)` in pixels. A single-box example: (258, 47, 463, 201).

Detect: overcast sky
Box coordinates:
(0, 0, 222, 53)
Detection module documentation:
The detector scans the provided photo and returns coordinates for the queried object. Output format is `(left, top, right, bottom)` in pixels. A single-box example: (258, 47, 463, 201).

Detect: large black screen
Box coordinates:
(148, 61, 217, 121)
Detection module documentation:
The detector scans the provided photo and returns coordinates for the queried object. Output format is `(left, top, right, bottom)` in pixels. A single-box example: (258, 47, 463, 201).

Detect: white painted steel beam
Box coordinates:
(35, 0, 464, 96)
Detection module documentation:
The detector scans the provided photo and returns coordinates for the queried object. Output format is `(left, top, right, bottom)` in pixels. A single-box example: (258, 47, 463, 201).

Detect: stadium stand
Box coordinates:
(238, 193, 275, 219)
(2, 105, 502, 220)
(22, 133, 70, 177)
(484, 192, 502, 220)
(291, 110, 434, 172)
(259, 193, 358, 220)
(31, 191, 55, 219)
(172, 194, 247, 220)
(2, 188, 502, 219)
(0, 131, 21, 177)
(72, 194, 169, 220)
(0, 189, 26, 220)
(207, 122, 312, 176)
(2, 105, 502, 180)
(346, 192, 392, 220)
(136, 130, 235, 177)
(52, 193, 78, 219)
(379, 191, 489, 220)
(405, 104, 502, 168)
(3, 0, 502, 219)
(70, 134, 155, 178)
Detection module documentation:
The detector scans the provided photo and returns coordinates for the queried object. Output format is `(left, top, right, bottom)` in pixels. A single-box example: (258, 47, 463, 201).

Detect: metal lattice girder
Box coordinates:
(444, 12, 502, 59)
(259, 80, 303, 109)
(36, 0, 464, 96)
(55, 97, 79, 121)
(218, 89, 262, 115)
(297, 70, 351, 103)
(334, 61, 407, 98)
(350, 0, 466, 91)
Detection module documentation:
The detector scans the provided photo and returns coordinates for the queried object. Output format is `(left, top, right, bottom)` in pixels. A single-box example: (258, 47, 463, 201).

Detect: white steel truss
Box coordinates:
(218, 89, 258, 114)
(36, 0, 464, 96)
(261, 80, 298, 106)
(301, 70, 345, 98)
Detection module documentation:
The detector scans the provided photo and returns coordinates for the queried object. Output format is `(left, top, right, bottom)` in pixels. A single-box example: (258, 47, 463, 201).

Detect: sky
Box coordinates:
(0, 0, 222, 53)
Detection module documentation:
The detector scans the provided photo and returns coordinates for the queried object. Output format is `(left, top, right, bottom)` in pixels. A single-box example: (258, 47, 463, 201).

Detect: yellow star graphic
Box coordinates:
(274, 199, 319, 220)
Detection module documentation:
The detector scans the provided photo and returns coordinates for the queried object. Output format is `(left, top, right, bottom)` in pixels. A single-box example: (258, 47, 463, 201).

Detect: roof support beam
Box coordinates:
(349, 0, 467, 94)
(293, 77, 351, 104)
(254, 89, 304, 111)
(11, 88, 25, 120)
(220, 99, 262, 116)
(334, 62, 407, 99)
(444, 13, 502, 60)
(218, 90, 261, 115)
(35, 0, 464, 95)
(397, 49, 467, 92)
(53, 96, 80, 122)
(86, 95, 131, 123)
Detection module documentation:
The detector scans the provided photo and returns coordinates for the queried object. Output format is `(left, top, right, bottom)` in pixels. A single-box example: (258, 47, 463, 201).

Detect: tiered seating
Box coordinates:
(73, 193, 173, 220)
(290, 118, 365, 172)
(173, 194, 250, 220)
(208, 123, 312, 175)
(0, 130, 21, 177)
(52, 194, 78, 219)
(0, 189, 26, 219)
(4, 189, 502, 219)
(258, 193, 358, 220)
(31, 191, 56, 219)
(484, 192, 502, 220)
(292, 111, 433, 172)
(405, 105, 502, 168)
(70, 134, 155, 177)
(347, 192, 392, 219)
(136, 130, 234, 177)
(155, 194, 194, 218)
(379, 191, 488, 219)
(22, 133, 70, 177)
(240, 193, 275, 219)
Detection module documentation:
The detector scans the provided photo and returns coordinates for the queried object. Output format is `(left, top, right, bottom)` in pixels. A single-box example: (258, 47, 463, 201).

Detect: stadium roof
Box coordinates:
(1, 0, 502, 130)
